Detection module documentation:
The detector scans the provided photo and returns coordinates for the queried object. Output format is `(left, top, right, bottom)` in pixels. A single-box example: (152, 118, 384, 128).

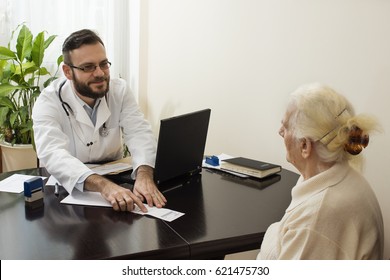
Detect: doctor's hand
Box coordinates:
(84, 174, 148, 212)
(133, 165, 167, 208)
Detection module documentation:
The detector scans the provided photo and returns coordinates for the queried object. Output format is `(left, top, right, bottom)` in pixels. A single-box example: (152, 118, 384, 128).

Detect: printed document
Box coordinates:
(61, 190, 184, 222)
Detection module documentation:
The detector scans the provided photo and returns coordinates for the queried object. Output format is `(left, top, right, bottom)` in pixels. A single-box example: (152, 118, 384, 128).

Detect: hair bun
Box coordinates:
(344, 126, 369, 155)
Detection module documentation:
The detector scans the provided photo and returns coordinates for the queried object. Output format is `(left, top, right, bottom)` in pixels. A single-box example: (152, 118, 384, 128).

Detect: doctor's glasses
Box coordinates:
(68, 61, 112, 73)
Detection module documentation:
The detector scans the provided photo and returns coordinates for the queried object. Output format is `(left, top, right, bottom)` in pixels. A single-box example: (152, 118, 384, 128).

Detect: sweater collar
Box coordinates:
(286, 162, 350, 212)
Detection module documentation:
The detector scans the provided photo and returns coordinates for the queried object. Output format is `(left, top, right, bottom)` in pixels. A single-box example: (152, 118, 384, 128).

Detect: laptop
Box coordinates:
(154, 108, 211, 186)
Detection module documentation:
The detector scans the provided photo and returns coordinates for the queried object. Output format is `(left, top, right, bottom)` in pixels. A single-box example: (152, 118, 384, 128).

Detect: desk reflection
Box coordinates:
(0, 168, 189, 260)
(218, 171, 281, 190)
(39, 186, 145, 259)
(162, 169, 296, 259)
(161, 173, 207, 239)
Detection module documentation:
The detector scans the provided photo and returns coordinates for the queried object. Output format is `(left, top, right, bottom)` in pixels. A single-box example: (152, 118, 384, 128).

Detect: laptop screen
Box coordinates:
(154, 108, 211, 185)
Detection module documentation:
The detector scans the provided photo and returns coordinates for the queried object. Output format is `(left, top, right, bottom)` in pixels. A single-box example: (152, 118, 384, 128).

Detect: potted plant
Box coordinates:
(0, 24, 63, 171)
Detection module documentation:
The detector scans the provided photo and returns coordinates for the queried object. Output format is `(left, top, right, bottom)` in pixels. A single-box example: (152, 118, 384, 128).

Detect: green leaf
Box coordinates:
(0, 46, 17, 60)
(10, 74, 23, 85)
(0, 83, 26, 97)
(32, 31, 45, 67)
(43, 76, 58, 88)
(57, 55, 64, 66)
(0, 96, 16, 109)
(0, 107, 10, 123)
(31, 89, 41, 99)
(37, 66, 50, 76)
(24, 65, 39, 78)
(44, 35, 57, 49)
(20, 126, 32, 134)
(10, 111, 18, 126)
(16, 25, 33, 63)
(14, 61, 36, 75)
(0, 60, 6, 79)
(19, 106, 29, 121)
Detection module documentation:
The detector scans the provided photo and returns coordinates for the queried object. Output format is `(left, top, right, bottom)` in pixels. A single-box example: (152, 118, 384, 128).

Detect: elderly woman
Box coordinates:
(257, 84, 384, 260)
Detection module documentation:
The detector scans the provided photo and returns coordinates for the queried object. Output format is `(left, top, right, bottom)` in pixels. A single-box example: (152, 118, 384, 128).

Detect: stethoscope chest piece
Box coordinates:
(99, 123, 109, 137)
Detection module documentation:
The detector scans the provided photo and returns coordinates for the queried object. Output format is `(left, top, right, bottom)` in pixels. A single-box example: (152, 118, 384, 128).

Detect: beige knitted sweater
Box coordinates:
(257, 162, 384, 260)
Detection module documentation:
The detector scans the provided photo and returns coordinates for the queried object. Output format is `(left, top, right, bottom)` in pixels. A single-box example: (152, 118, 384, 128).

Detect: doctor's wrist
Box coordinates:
(84, 174, 113, 193)
(136, 165, 154, 179)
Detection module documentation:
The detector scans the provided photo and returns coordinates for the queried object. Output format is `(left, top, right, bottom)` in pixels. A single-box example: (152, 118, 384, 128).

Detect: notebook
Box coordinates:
(154, 108, 211, 186)
(221, 157, 281, 179)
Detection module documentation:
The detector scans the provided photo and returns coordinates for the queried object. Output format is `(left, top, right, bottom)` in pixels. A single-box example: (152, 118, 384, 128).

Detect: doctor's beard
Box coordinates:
(72, 74, 110, 99)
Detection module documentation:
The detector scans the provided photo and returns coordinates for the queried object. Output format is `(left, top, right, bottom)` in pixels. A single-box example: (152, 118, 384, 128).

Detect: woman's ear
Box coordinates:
(300, 137, 312, 159)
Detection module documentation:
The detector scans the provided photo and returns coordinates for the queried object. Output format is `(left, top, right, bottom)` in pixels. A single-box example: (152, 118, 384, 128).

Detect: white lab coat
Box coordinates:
(32, 78, 156, 194)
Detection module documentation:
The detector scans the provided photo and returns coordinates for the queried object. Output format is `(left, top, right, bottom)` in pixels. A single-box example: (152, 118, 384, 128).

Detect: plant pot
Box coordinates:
(0, 141, 38, 172)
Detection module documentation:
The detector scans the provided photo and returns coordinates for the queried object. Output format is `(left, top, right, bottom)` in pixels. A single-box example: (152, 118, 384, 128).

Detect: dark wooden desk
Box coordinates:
(161, 169, 298, 259)
(0, 168, 189, 260)
(0, 168, 298, 259)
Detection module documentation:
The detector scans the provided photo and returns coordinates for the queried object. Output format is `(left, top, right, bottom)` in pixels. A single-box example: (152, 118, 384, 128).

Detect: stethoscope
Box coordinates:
(58, 80, 109, 139)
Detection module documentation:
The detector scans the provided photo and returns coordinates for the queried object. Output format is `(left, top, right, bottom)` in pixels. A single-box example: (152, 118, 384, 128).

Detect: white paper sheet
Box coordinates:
(61, 190, 184, 222)
(61, 190, 111, 207)
(132, 204, 185, 222)
(0, 174, 47, 193)
(46, 175, 60, 186)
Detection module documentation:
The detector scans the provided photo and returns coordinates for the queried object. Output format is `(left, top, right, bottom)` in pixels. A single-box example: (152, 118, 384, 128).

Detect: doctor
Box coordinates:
(32, 29, 166, 212)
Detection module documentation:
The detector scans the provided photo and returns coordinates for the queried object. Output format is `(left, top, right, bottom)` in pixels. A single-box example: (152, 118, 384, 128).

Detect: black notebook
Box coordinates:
(221, 157, 281, 179)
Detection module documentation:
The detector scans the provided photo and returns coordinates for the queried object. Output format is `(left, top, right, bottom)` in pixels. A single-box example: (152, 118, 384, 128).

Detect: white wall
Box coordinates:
(139, 0, 390, 259)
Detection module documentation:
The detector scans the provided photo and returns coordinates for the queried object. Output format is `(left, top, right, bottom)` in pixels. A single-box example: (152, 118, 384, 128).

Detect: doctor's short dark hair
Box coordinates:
(62, 29, 105, 65)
